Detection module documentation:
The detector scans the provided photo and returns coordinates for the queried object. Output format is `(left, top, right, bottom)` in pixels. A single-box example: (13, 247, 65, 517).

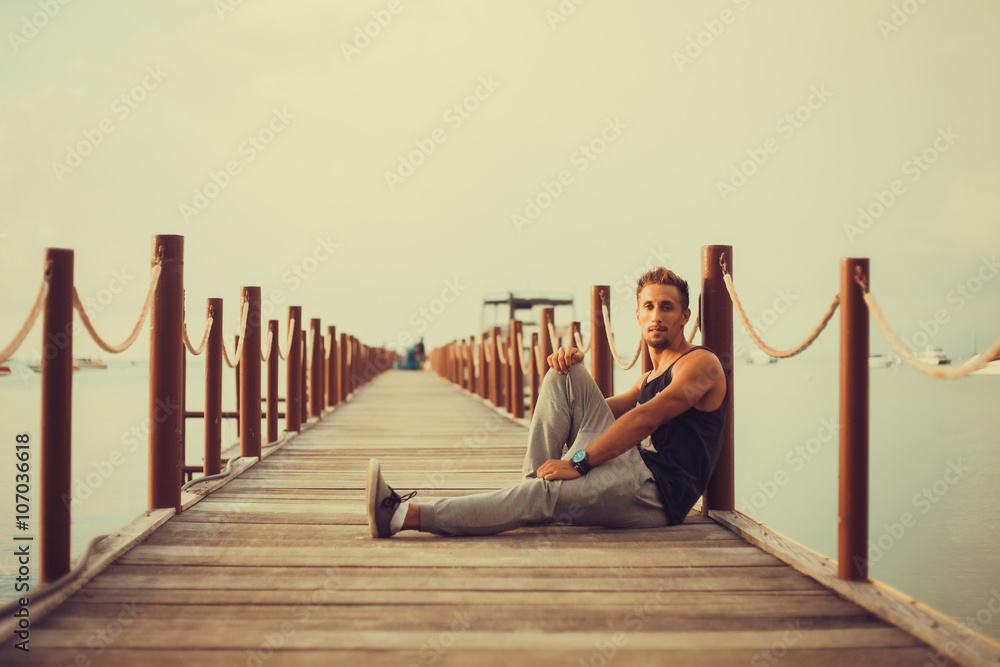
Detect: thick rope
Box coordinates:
(533, 342, 547, 375)
(573, 330, 593, 355)
(0, 278, 48, 363)
(722, 273, 839, 359)
(515, 331, 532, 375)
(686, 308, 700, 344)
(72, 265, 161, 355)
(221, 298, 249, 369)
(261, 328, 273, 362)
(496, 336, 508, 366)
(278, 317, 293, 361)
(547, 321, 558, 350)
(854, 271, 1000, 379)
(600, 301, 642, 370)
(182, 316, 214, 356)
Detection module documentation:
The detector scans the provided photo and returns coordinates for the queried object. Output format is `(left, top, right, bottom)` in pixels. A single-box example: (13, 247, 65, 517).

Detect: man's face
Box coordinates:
(636, 283, 690, 350)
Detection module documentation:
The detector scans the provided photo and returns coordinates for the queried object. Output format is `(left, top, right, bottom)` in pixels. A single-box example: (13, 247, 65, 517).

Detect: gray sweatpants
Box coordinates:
(419, 364, 669, 536)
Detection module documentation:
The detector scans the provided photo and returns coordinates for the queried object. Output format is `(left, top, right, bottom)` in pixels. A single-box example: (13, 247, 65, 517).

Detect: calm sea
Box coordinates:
(2, 358, 998, 642)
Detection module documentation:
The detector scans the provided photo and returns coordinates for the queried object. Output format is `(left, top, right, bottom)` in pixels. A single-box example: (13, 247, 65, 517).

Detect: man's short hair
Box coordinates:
(636, 267, 689, 311)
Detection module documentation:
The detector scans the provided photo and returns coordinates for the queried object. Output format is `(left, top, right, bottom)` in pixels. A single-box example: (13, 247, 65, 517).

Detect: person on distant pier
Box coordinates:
(365, 268, 729, 538)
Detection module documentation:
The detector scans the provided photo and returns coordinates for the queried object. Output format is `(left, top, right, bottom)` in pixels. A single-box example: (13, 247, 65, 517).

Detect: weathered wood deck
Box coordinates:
(9, 370, 943, 666)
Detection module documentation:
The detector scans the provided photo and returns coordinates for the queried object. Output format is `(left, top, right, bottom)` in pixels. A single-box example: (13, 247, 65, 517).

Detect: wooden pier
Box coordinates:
(6, 369, 948, 666)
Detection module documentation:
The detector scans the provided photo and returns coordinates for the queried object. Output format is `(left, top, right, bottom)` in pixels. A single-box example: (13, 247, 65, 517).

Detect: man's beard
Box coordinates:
(646, 331, 672, 350)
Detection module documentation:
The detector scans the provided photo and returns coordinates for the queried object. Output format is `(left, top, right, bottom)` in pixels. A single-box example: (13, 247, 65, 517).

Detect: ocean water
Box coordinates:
(1, 358, 998, 643)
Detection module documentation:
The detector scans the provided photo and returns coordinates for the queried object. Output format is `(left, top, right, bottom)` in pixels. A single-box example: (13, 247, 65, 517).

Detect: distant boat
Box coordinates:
(75, 357, 108, 370)
(745, 350, 777, 366)
(868, 353, 901, 369)
(28, 362, 82, 373)
(916, 345, 951, 366)
(0, 365, 10, 376)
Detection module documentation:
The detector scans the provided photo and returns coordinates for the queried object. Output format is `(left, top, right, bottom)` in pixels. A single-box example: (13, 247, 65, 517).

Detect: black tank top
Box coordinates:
(636, 345, 729, 525)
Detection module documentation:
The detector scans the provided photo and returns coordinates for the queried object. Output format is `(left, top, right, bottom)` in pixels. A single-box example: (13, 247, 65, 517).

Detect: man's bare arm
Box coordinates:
(536, 351, 722, 480)
(605, 373, 645, 419)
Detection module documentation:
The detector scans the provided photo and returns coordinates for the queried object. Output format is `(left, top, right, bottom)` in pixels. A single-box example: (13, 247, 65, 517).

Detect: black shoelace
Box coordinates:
(381, 487, 417, 510)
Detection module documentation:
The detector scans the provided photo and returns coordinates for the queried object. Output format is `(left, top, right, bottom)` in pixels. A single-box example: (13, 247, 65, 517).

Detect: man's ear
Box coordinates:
(682, 308, 691, 325)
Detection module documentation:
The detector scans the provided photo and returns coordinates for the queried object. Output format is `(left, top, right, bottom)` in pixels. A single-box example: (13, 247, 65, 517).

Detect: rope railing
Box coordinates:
(221, 298, 250, 369)
(261, 328, 273, 362)
(515, 331, 532, 375)
(721, 258, 839, 359)
(278, 316, 293, 361)
(854, 269, 1000, 380)
(72, 264, 162, 355)
(0, 277, 48, 363)
(686, 308, 700, 344)
(533, 342, 546, 376)
(600, 299, 643, 370)
(573, 330, 593, 355)
(496, 335, 508, 366)
(183, 316, 214, 356)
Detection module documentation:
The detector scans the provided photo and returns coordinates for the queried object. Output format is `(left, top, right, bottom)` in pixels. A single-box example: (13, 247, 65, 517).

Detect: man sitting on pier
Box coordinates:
(365, 267, 729, 538)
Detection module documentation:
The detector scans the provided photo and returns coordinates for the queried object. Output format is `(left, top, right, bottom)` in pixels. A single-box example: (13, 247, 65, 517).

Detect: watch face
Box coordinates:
(572, 450, 587, 463)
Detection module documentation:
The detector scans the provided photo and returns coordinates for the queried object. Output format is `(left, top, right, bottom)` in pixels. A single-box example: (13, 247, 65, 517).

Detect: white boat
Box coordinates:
(916, 345, 951, 366)
(868, 353, 900, 369)
(745, 350, 777, 366)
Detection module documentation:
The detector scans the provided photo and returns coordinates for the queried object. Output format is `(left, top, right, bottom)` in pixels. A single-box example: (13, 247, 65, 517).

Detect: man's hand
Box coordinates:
(536, 459, 581, 481)
(548, 346, 584, 374)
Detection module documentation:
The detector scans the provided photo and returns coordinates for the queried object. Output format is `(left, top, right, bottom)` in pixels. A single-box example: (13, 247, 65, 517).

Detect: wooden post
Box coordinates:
(590, 287, 613, 398)
(530, 332, 540, 417)
(701, 244, 734, 513)
(511, 320, 525, 419)
(40, 248, 73, 582)
(300, 328, 308, 422)
(149, 235, 184, 513)
(327, 326, 338, 407)
(489, 327, 502, 407)
(265, 319, 278, 444)
(205, 299, 223, 474)
(285, 307, 301, 432)
(309, 319, 323, 418)
(839, 257, 870, 581)
(240, 287, 262, 459)
(539, 307, 555, 380)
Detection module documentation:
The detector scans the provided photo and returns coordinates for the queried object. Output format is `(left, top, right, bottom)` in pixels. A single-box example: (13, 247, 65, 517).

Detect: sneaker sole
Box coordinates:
(365, 458, 380, 538)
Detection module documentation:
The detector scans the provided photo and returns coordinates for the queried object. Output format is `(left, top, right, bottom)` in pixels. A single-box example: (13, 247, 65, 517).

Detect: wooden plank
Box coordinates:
(710, 510, 1000, 667)
(1, 647, 941, 667)
(0, 370, 950, 667)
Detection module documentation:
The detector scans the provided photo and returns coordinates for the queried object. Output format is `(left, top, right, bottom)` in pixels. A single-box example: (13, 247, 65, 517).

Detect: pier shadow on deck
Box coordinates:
(8, 370, 941, 666)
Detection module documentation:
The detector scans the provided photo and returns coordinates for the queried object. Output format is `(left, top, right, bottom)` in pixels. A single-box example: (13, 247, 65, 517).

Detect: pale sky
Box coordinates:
(1, 0, 998, 362)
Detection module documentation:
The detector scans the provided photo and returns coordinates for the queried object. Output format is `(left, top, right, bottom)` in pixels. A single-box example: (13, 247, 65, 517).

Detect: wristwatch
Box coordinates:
(571, 449, 592, 475)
